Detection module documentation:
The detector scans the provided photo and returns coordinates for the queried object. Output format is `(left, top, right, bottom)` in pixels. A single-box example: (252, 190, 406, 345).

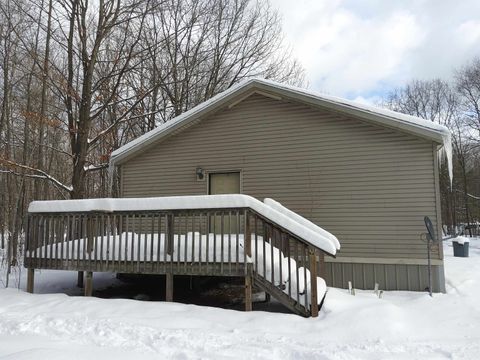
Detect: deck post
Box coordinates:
(165, 213, 174, 302)
(84, 271, 93, 296)
(86, 216, 94, 253)
(318, 252, 326, 279)
(77, 271, 84, 288)
(245, 263, 253, 311)
(166, 214, 174, 255)
(166, 273, 173, 302)
(244, 211, 253, 312)
(309, 249, 319, 317)
(244, 211, 251, 258)
(27, 268, 35, 293)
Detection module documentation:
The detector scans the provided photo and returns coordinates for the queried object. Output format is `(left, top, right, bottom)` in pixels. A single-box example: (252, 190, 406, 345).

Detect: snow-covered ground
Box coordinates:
(1, 239, 479, 359)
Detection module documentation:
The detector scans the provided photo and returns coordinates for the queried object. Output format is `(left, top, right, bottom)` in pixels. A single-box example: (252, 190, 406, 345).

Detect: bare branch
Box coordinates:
(0, 158, 72, 193)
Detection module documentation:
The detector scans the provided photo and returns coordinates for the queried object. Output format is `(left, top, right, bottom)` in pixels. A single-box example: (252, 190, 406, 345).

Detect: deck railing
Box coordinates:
(25, 207, 325, 317)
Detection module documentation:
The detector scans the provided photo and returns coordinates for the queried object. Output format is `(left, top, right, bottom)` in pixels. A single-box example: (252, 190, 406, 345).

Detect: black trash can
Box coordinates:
(453, 240, 469, 257)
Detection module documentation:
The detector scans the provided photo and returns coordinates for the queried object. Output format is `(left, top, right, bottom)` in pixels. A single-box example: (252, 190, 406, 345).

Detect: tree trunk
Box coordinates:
(34, 0, 53, 200)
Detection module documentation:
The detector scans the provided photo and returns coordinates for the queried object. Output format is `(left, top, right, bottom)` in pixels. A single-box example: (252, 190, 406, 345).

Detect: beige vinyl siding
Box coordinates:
(121, 94, 440, 260)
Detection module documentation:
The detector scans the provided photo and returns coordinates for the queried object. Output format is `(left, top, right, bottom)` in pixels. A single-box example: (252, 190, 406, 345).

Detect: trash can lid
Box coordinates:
(453, 236, 470, 244)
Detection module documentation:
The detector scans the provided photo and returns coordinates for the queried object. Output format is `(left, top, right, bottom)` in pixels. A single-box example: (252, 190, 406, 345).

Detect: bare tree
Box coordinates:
(0, 0, 305, 280)
(138, 0, 304, 125)
(384, 79, 458, 128)
(454, 58, 480, 233)
(456, 58, 480, 139)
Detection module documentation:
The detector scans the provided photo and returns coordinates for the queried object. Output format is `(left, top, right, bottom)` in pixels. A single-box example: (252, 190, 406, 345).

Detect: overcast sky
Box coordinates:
(272, 0, 480, 103)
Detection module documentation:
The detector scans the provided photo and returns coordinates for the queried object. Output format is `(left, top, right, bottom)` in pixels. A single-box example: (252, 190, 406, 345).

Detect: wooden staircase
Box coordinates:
(253, 272, 310, 317)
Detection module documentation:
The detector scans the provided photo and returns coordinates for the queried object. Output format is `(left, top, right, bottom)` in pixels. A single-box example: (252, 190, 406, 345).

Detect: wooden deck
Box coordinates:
(24, 206, 327, 317)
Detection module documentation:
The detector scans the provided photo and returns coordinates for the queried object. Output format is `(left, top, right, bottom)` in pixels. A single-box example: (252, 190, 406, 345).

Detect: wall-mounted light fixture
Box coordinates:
(196, 167, 205, 181)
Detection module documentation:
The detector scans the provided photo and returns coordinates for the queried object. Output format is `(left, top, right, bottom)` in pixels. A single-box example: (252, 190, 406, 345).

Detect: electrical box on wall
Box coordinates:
(196, 167, 205, 181)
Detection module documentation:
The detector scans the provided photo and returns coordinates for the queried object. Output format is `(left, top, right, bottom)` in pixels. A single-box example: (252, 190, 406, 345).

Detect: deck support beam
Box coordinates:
(244, 212, 253, 312)
(27, 268, 35, 293)
(245, 263, 253, 311)
(309, 249, 319, 317)
(77, 271, 84, 288)
(166, 273, 174, 301)
(84, 271, 93, 296)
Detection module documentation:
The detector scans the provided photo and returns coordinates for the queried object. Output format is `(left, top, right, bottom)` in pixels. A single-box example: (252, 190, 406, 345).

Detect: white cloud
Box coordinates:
(456, 20, 480, 46)
(272, 0, 480, 99)
(352, 95, 382, 107)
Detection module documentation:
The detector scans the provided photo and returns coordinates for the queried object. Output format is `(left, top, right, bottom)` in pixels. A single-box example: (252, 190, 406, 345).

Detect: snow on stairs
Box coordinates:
(247, 230, 329, 317)
(245, 198, 338, 317)
(254, 273, 310, 317)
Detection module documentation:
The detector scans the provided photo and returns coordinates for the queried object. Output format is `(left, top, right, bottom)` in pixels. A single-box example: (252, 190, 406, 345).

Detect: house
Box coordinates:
(110, 78, 451, 293)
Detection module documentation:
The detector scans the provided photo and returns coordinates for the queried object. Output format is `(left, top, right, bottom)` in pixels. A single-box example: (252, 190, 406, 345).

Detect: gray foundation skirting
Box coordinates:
(325, 261, 446, 293)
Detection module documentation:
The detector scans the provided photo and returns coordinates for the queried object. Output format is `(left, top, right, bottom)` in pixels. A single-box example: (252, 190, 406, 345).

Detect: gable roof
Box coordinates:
(110, 78, 452, 167)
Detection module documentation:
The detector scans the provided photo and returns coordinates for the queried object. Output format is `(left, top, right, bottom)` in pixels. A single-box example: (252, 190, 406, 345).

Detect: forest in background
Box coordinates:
(0, 0, 304, 274)
(0, 0, 479, 282)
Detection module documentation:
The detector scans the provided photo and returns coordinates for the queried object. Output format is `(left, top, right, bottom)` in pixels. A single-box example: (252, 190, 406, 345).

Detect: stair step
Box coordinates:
(253, 273, 310, 317)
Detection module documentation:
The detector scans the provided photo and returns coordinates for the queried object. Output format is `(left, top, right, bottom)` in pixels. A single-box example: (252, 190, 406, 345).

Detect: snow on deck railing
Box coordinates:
(28, 194, 338, 256)
(264, 198, 341, 251)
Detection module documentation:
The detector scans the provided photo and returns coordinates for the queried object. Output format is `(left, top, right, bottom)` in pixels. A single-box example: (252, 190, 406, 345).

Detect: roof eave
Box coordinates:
(110, 79, 447, 167)
(110, 81, 260, 167)
(251, 82, 447, 145)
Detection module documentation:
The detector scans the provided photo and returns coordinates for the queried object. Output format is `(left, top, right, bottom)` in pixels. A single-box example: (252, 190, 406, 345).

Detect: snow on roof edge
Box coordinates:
(28, 194, 338, 256)
(265, 77, 453, 182)
(109, 79, 253, 164)
(255, 78, 453, 183)
(109, 78, 451, 167)
(255, 78, 451, 138)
